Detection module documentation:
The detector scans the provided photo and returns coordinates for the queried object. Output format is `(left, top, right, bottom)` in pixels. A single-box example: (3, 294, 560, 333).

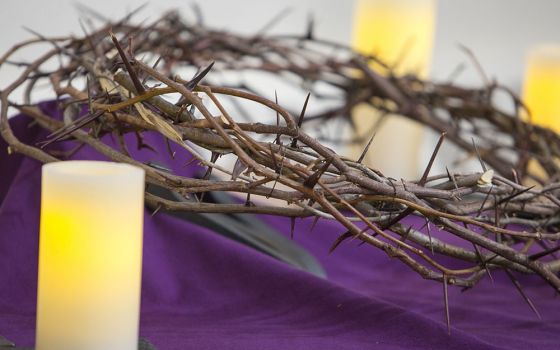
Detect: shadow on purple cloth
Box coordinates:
(0, 101, 559, 349)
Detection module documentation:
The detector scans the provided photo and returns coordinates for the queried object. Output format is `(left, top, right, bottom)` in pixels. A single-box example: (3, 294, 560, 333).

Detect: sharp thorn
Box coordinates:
(185, 61, 215, 90)
(303, 157, 333, 189)
(151, 204, 162, 217)
(290, 92, 311, 148)
(419, 132, 446, 186)
(443, 274, 451, 335)
(505, 269, 542, 320)
(329, 230, 352, 253)
(357, 132, 376, 164)
(471, 138, 487, 172)
(109, 30, 145, 95)
(309, 216, 320, 233)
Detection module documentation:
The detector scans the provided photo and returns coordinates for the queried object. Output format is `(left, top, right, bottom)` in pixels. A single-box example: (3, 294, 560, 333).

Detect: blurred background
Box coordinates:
(2, 0, 560, 177)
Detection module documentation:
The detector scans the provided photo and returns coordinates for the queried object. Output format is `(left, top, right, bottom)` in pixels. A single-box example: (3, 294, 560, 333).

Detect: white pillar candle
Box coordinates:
(36, 161, 145, 350)
(349, 0, 436, 179)
(521, 45, 560, 181)
(522, 44, 560, 133)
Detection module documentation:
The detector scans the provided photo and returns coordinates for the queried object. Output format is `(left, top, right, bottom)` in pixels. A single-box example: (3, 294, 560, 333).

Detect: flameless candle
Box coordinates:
(36, 161, 145, 350)
(522, 45, 560, 133)
(350, 0, 436, 178)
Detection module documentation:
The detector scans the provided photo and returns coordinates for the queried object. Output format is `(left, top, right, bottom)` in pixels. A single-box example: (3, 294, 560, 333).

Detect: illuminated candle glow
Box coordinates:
(350, 0, 436, 178)
(522, 44, 560, 133)
(36, 161, 145, 350)
(352, 0, 435, 76)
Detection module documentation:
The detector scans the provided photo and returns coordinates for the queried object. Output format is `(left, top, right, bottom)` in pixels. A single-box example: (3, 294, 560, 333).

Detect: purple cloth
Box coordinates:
(1, 101, 559, 349)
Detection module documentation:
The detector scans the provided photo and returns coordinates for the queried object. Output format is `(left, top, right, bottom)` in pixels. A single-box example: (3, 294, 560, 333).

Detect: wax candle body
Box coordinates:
(350, 0, 436, 179)
(36, 161, 145, 350)
(352, 0, 435, 75)
(522, 45, 560, 133)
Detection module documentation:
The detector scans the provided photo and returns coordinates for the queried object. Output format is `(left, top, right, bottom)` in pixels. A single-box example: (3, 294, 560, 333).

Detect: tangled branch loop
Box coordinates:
(1, 11, 560, 294)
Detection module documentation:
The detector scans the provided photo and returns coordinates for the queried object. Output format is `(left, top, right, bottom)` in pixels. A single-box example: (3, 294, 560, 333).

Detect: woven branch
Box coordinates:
(1, 10, 559, 303)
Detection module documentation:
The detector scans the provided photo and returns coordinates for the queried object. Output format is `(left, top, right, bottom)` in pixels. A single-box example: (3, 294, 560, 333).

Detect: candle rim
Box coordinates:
(355, 0, 436, 11)
(527, 44, 560, 61)
(42, 160, 145, 179)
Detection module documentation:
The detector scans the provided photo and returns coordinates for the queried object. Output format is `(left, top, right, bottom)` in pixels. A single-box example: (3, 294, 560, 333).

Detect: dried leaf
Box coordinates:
(135, 103, 182, 143)
(477, 169, 494, 187)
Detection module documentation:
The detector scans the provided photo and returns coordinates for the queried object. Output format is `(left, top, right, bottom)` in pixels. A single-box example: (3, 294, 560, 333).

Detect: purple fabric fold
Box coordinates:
(0, 101, 559, 349)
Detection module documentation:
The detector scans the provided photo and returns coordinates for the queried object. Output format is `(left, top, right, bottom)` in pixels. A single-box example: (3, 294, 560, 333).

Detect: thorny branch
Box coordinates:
(1, 11, 560, 304)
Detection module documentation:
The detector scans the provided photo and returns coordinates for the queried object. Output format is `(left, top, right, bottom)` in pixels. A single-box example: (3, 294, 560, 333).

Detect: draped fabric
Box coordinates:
(1, 101, 558, 349)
